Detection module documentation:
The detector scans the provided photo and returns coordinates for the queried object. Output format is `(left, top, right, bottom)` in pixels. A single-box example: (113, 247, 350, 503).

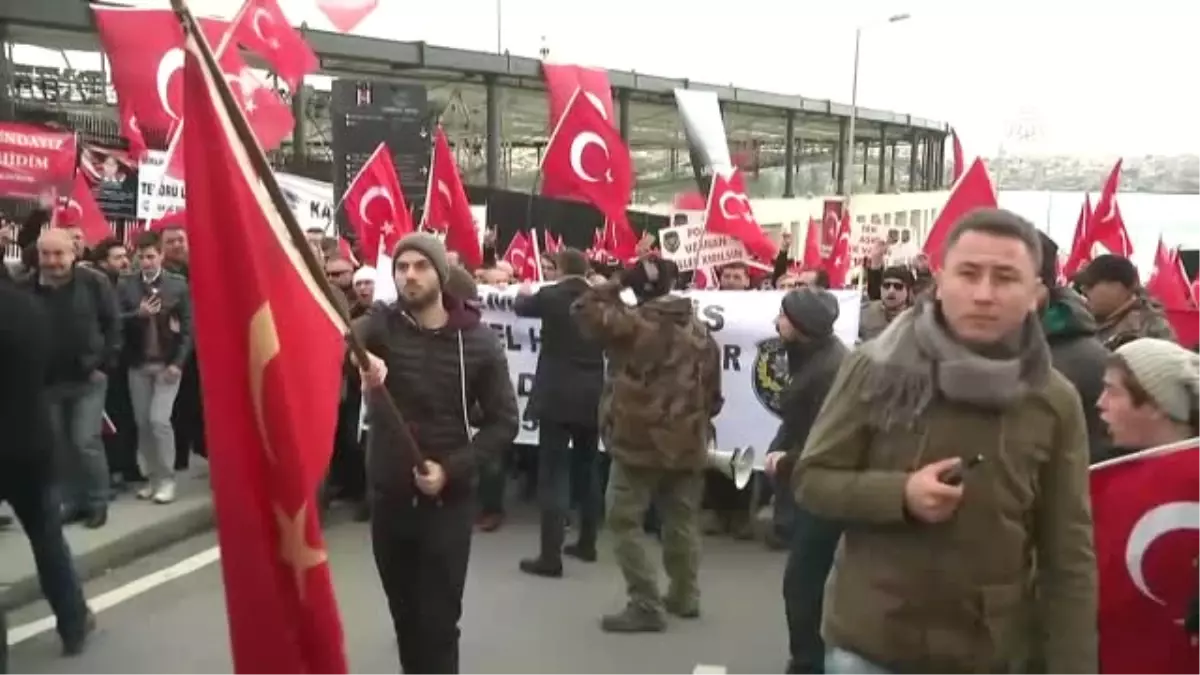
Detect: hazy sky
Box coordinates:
(14, 0, 1198, 158)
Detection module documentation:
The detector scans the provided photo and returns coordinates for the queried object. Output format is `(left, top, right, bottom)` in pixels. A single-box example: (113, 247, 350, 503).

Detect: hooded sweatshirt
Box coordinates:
(1042, 287, 1113, 462)
(356, 294, 519, 504)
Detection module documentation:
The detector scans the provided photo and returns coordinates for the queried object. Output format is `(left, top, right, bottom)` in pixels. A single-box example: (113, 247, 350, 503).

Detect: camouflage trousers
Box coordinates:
(606, 460, 704, 613)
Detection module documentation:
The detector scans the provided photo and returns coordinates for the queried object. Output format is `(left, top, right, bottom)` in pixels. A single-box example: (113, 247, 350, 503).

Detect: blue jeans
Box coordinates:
(783, 509, 843, 673)
(537, 421, 599, 561)
(0, 471, 91, 646)
(46, 375, 110, 513)
(773, 468, 797, 539)
(825, 648, 893, 674)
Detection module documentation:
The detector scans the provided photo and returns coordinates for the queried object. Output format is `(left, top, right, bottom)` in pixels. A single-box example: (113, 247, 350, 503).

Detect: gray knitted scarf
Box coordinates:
(860, 298, 1052, 430)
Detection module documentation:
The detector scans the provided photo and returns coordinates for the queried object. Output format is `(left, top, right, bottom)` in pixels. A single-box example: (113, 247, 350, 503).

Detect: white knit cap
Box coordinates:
(1114, 338, 1200, 423)
(352, 266, 376, 284)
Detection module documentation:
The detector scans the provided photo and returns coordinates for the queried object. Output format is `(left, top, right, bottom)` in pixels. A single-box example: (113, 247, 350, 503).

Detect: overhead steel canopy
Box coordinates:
(0, 0, 949, 153)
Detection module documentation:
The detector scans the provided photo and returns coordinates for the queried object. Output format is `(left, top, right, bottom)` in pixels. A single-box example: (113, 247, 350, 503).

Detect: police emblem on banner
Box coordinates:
(662, 230, 681, 255)
(751, 337, 790, 418)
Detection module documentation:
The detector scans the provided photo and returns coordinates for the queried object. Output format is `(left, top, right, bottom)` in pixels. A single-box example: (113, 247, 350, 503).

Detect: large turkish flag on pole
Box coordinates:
(180, 8, 348, 673)
(1092, 439, 1199, 674)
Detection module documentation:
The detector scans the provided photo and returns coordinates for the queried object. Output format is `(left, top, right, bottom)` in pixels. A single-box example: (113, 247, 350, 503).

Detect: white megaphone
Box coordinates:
(705, 424, 756, 490)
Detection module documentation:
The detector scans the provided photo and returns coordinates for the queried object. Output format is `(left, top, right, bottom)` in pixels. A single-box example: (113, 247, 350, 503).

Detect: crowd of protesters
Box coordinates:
(2, 205, 1196, 669)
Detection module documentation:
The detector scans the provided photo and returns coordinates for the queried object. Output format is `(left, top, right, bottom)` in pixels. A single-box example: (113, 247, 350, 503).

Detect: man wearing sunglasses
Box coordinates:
(858, 266, 913, 341)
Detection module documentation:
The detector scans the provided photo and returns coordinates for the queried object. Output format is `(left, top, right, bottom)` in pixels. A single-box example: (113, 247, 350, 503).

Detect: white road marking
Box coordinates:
(6, 545, 221, 647)
(693, 665, 727, 674)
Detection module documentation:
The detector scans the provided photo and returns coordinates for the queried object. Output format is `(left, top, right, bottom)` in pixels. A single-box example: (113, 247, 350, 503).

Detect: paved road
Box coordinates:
(7, 508, 788, 674)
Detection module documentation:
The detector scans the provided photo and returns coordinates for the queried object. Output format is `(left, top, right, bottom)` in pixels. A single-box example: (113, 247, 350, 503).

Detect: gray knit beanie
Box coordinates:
(781, 287, 840, 338)
(392, 232, 449, 285)
(1114, 338, 1200, 424)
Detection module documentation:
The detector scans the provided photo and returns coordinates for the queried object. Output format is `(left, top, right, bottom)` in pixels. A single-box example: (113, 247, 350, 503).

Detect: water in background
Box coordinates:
(999, 191, 1198, 273)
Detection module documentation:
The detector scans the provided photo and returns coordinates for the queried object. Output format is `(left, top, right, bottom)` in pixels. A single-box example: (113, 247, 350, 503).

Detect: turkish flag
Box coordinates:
(181, 19, 348, 673)
(922, 156, 998, 270)
(343, 142, 412, 262)
(92, 7, 229, 140)
(503, 231, 539, 282)
(423, 126, 481, 269)
(164, 44, 295, 180)
(230, 0, 318, 90)
(802, 216, 824, 269)
(1146, 238, 1194, 311)
(316, 0, 379, 33)
(540, 87, 633, 232)
(1092, 439, 1199, 674)
(702, 168, 777, 264)
(1063, 194, 1094, 279)
(541, 62, 615, 131)
(56, 172, 112, 247)
(1087, 160, 1134, 258)
(823, 210, 853, 288)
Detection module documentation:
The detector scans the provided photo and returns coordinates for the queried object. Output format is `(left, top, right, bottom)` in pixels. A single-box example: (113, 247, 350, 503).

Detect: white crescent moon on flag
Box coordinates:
(1125, 501, 1200, 605)
(436, 179, 452, 204)
(66, 199, 82, 218)
(569, 132, 608, 183)
(156, 47, 185, 120)
(359, 186, 396, 226)
(128, 115, 140, 134)
(719, 192, 753, 220)
(251, 7, 279, 48)
(584, 91, 608, 121)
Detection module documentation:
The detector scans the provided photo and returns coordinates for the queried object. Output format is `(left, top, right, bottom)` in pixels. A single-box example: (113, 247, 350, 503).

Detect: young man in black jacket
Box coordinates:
(116, 231, 193, 504)
(0, 279, 95, 667)
(357, 233, 519, 674)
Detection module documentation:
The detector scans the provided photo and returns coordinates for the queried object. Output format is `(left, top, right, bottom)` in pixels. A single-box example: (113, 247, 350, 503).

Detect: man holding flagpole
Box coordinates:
(357, 232, 518, 673)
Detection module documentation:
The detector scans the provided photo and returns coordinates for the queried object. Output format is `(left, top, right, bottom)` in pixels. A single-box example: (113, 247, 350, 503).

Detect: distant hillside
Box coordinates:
(989, 154, 1198, 194)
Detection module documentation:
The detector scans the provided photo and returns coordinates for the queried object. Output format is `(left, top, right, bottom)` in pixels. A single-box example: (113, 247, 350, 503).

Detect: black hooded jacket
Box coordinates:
(356, 295, 519, 505)
(1042, 287, 1113, 462)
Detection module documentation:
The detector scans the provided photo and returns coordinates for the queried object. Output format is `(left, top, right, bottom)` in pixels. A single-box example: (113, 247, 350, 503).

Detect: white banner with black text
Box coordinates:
(477, 285, 862, 465)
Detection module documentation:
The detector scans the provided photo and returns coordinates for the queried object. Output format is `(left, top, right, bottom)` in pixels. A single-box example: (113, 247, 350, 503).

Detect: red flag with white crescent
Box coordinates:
(802, 216, 824, 269)
(541, 62, 615, 131)
(56, 172, 112, 246)
(1146, 238, 1194, 311)
(163, 43, 294, 180)
(823, 210, 853, 288)
(181, 17, 348, 672)
(92, 7, 229, 141)
(922, 157, 998, 270)
(1064, 194, 1094, 278)
(1092, 440, 1199, 674)
(423, 127, 481, 269)
(540, 88, 633, 237)
(702, 168, 777, 264)
(1087, 159, 1134, 258)
(229, 0, 318, 90)
(343, 143, 412, 260)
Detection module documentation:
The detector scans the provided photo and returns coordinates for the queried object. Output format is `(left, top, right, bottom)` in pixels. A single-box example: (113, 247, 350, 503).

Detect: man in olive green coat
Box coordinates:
(794, 209, 1097, 674)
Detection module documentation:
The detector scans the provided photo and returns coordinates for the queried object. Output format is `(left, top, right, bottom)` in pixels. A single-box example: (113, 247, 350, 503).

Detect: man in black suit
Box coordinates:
(0, 279, 95, 668)
(515, 248, 607, 577)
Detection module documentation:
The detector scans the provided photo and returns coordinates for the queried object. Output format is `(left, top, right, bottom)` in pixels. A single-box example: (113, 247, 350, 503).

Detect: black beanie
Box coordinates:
(881, 265, 914, 288)
(781, 288, 840, 338)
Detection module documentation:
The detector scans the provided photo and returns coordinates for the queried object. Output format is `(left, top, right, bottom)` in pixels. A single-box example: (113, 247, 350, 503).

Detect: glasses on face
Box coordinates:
(882, 281, 906, 291)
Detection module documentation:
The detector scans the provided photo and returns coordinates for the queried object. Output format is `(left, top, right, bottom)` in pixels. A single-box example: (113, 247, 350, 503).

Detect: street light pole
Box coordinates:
(495, 0, 503, 53)
(840, 13, 910, 198)
(841, 27, 861, 197)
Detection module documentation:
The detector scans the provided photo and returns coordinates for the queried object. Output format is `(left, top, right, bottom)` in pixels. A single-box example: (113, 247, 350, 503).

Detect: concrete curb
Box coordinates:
(0, 500, 215, 612)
